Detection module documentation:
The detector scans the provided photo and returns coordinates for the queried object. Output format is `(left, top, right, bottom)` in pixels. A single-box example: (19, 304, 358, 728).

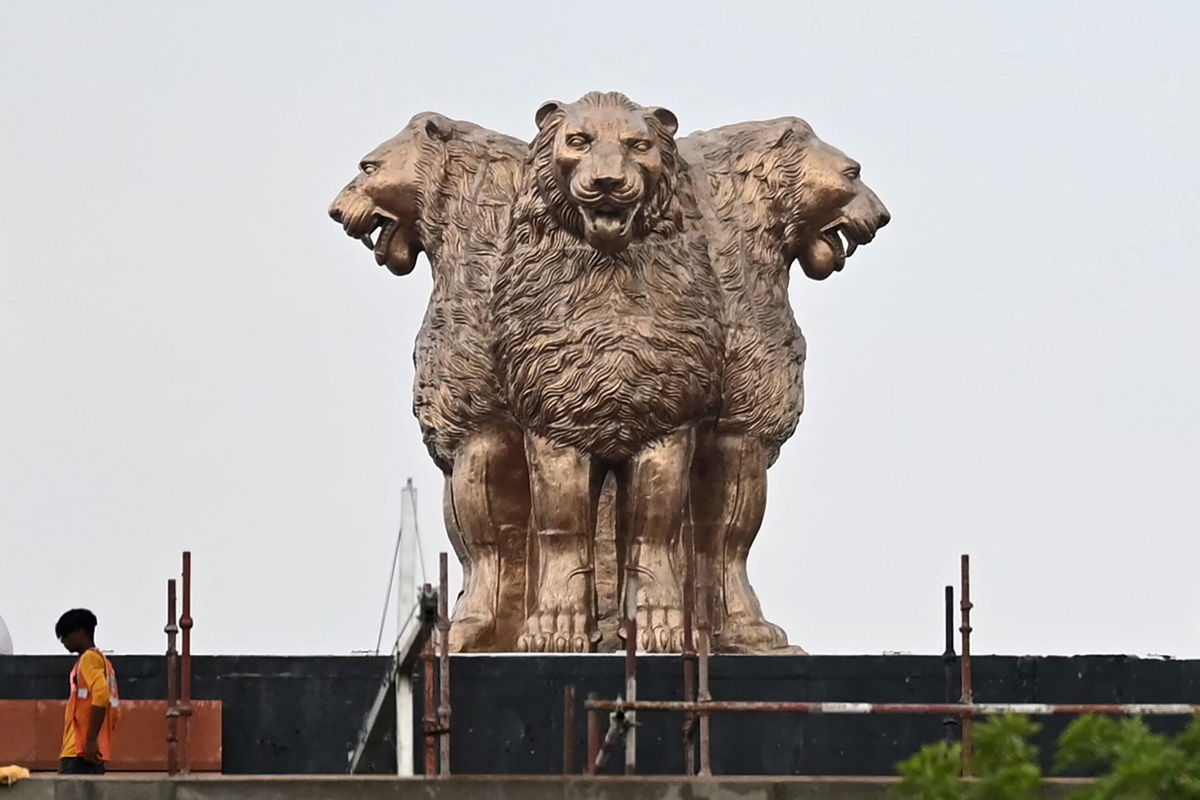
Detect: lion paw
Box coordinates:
(448, 614, 495, 653)
(518, 606, 596, 653)
(630, 603, 686, 653)
(718, 614, 797, 654)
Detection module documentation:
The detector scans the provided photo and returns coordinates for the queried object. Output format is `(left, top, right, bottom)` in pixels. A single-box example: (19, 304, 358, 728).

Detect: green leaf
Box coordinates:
(895, 740, 964, 800)
(1056, 714, 1200, 800)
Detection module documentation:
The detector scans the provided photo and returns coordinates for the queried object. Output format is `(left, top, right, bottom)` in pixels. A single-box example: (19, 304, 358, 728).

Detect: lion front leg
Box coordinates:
(519, 433, 603, 653)
(446, 424, 531, 652)
(692, 433, 795, 653)
(617, 427, 695, 653)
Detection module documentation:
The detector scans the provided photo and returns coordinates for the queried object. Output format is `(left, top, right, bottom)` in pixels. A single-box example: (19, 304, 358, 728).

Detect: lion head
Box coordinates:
(706, 117, 888, 279)
(527, 91, 683, 256)
(327, 111, 460, 276)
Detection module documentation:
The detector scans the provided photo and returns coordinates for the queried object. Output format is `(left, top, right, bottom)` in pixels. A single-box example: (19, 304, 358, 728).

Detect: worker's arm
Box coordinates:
(79, 651, 111, 762)
(83, 705, 107, 762)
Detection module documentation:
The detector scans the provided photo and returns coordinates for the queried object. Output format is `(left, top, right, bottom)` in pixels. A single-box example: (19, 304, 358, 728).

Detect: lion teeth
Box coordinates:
(844, 233, 858, 257)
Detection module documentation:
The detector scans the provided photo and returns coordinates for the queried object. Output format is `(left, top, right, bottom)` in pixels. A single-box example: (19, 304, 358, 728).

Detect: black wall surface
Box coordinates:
(4, 653, 1200, 775)
(419, 654, 1200, 776)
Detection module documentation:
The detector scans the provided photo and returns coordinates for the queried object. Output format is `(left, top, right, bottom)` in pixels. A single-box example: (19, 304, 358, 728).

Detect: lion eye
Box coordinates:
(360, 162, 379, 176)
(843, 166, 860, 181)
(566, 134, 590, 150)
(629, 140, 653, 153)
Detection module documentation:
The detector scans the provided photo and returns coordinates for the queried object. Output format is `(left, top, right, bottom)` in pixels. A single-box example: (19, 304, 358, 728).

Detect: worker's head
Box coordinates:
(55, 608, 98, 654)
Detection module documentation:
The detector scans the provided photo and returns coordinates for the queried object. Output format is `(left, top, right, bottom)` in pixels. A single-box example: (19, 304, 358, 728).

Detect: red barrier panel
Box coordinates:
(0, 699, 221, 772)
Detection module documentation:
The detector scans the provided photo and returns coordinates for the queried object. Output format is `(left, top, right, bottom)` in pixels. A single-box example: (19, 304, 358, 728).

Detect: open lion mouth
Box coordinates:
(579, 201, 638, 254)
(341, 208, 417, 275)
(329, 191, 418, 276)
(358, 214, 402, 266)
(820, 220, 854, 261)
(329, 197, 401, 265)
(798, 215, 882, 280)
(822, 215, 882, 260)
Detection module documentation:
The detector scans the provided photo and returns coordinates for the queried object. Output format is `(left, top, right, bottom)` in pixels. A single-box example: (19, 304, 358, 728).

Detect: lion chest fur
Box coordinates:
(491, 232, 723, 462)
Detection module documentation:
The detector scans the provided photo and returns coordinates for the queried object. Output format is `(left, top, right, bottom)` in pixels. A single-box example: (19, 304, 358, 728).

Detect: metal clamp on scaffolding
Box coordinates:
(590, 697, 638, 773)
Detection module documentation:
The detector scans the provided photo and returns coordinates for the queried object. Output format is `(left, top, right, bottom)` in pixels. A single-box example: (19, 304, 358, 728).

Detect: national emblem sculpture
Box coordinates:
(328, 91, 890, 653)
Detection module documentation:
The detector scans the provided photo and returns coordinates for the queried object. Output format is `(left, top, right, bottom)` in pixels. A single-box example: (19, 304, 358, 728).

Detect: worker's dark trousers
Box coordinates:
(59, 757, 106, 775)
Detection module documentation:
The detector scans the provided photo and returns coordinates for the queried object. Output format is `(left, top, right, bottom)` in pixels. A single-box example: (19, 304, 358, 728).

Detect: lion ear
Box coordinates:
(648, 107, 679, 137)
(774, 118, 813, 148)
(422, 113, 454, 142)
(535, 101, 562, 131)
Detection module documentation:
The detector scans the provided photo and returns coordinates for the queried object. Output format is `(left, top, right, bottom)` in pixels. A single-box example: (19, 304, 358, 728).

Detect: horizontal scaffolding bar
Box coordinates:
(584, 700, 1200, 716)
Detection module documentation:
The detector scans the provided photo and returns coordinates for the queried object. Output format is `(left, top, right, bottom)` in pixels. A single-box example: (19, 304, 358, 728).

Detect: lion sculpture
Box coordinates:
(490, 91, 724, 652)
(328, 100, 891, 655)
(676, 118, 891, 652)
(328, 113, 533, 651)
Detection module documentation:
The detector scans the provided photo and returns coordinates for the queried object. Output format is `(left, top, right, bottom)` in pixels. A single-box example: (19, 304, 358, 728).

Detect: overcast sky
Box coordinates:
(2, 2, 1197, 658)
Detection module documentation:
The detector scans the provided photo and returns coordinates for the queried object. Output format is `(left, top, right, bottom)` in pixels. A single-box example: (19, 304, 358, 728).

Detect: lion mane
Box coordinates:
(491, 92, 723, 462)
(405, 116, 527, 471)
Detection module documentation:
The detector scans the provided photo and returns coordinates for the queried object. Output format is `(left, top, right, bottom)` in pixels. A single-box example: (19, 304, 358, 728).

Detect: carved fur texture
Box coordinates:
(679, 118, 860, 463)
(408, 119, 527, 470)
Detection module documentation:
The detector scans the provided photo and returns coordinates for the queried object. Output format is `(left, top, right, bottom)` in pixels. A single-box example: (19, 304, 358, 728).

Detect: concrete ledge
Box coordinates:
(5, 775, 1087, 800)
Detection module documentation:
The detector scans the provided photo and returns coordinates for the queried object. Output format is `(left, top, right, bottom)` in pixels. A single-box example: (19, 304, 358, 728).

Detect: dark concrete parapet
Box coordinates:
(6, 654, 1200, 775)
(5, 776, 1085, 800)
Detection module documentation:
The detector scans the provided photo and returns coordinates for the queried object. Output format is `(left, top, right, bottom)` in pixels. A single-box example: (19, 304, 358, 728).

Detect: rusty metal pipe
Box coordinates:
(696, 556, 712, 777)
(586, 692, 600, 775)
(583, 699, 1200, 716)
(437, 553, 451, 776)
(164, 579, 179, 776)
(623, 568, 638, 775)
(421, 582, 437, 776)
(681, 518, 697, 776)
(943, 585, 958, 744)
(698, 634, 712, 776)
(959, 554, 973, 775)
(179, 551, 193, 775)
(562, 684, 576, 775)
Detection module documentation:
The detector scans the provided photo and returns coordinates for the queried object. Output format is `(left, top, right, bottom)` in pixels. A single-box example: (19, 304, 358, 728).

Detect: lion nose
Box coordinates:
(592, 176, 627, 194)
(328, 203, 344, 223)
(877, 209, 891, 229)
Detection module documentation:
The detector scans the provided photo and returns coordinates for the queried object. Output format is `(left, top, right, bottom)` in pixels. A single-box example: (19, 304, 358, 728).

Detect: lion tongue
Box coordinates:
(376, 223, 418, 276)
(799, 235, 844, 279)
(590, 211, 626, 238)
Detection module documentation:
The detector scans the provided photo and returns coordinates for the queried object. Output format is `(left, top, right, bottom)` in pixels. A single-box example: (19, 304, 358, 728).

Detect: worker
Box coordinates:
(55, 609, 119, 775)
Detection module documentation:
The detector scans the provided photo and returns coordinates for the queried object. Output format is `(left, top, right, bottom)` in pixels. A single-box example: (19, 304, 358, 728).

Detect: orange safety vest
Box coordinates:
(65, 649, 120, 761)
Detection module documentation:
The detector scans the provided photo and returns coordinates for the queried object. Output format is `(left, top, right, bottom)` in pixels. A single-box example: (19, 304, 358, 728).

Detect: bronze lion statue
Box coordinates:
(328, 97, 891, 655)
(678, 117, 890, 652)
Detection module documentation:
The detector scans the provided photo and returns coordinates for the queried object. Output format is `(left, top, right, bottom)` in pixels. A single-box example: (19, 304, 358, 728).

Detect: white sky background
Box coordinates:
(1, 2, 1197, 657)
